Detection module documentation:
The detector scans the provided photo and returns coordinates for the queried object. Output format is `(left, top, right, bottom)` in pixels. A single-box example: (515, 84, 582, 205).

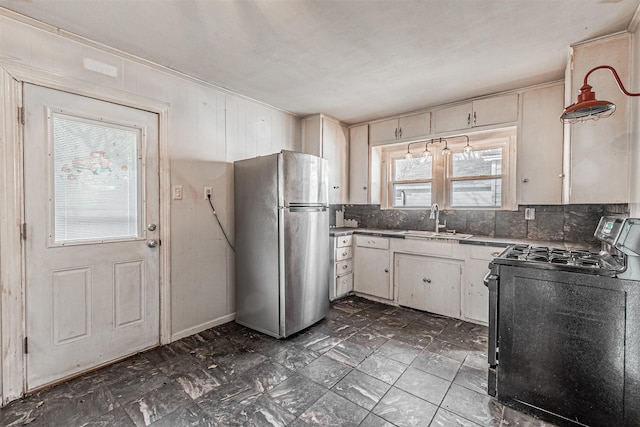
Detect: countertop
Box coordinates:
(329, 227, 597, 250)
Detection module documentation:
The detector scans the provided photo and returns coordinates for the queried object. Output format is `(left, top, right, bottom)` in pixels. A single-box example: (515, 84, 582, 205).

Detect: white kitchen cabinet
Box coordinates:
(567, 33, 630, 204)
(517, 83, 564, 205)
(396, 253, 461, 318)
(349, 124, 369, 204)
(369, 112, 431, 146)
(433, 93, 519, 134)
(353, 236, 392, 300)
(302, 114, 349, 204)
(330, 234, 354, 300)
(463, 245, 503, 325)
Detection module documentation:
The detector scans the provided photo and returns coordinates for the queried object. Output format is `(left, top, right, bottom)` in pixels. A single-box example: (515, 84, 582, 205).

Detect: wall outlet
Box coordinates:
(525, 208, 535, 220)
(204, 187, 213, 200)
(172, 185, 183, 200)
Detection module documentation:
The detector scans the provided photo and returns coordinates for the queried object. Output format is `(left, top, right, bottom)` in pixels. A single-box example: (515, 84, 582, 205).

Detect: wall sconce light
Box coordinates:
(560, 65, 640, 123)
(404, 141, 423, 159)
(440, 138, 451, 155)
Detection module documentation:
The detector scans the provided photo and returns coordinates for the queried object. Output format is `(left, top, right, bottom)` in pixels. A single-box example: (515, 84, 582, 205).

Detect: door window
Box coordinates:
(52, 113, 142, 244)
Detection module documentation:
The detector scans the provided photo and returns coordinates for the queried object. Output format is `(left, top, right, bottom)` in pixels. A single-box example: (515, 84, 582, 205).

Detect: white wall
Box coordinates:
(0, 12, 301, 342)
(631, 23, 640, 217)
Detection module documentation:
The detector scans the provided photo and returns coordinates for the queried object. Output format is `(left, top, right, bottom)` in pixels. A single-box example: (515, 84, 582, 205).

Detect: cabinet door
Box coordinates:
(396, 254, 461, 318)
(354, 247, 391, 299)
(322, 119, 349, 204)
(398, 112, 431, 141)
(349, 124, 369, 204)
(517, 84, 564, 205)
(369, 118, 399, 146)
(433, 103, 472, 133)
(464, 259, 491, 325)
(569, 34, 630, 204)
(472, 94, 518, 127)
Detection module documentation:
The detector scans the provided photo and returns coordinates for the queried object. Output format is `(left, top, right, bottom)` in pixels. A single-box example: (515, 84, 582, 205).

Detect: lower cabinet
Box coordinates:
(330, 235, 353, 300)
(396, 253, 462, 318)
(463, 245, 503, 325)
(353, 236, 391, 299)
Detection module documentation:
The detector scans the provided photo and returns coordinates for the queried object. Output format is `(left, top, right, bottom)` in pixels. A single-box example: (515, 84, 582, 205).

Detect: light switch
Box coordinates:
(172, 185, 183, 200)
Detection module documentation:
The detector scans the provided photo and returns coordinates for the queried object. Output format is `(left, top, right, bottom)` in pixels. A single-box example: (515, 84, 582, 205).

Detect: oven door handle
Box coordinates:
(486, 273, 499, 367)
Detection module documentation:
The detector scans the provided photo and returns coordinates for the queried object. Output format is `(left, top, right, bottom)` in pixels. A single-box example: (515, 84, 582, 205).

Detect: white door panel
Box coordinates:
(23, 84, 160, 390)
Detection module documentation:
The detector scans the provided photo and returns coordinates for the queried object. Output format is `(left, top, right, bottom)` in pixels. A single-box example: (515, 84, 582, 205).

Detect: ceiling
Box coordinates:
(1, 0, 639, 124)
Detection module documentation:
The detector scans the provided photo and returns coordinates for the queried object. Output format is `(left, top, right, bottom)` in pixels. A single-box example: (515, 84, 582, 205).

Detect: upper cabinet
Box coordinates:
(349, 124, 369, 204)
(433, 93, 519, 134)
(369, 112, 431, 146)
(567, 33, 630, 204)
(517, 83, 565, 205)
(302, 114, 349, 204)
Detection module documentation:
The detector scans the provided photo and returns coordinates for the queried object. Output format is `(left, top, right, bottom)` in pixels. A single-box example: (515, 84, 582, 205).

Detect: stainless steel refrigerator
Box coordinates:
(234, 150, 330, 338)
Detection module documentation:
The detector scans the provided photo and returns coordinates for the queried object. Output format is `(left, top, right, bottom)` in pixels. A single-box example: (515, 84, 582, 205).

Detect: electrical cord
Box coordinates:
(207, 194, 235, 252)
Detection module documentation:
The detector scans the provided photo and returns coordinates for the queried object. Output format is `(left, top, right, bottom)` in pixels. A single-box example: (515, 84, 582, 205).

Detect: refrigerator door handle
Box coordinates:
(288, 206, 327, 213)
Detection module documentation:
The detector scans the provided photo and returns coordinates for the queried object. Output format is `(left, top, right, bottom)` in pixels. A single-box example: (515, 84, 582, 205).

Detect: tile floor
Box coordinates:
(0, 296, 558, 426)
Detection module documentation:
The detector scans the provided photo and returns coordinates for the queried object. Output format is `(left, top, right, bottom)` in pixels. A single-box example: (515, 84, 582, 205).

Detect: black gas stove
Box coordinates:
(485, 217, 640, 427)
(493, 243, 624, 275)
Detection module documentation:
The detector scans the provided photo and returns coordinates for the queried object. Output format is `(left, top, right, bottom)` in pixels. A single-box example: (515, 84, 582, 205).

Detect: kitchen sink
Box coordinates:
(401, 230, 473, 240)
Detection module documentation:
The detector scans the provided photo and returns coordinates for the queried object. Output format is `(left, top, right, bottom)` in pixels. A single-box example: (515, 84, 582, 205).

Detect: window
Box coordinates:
(390, 155, 433, 207)
(380, 128, 515, 210)
(448, 147, 504, 208)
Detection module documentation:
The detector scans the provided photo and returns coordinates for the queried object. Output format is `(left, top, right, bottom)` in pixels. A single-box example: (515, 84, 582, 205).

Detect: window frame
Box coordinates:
(387, 147, 434, 208)
(380, 128, 516, 210)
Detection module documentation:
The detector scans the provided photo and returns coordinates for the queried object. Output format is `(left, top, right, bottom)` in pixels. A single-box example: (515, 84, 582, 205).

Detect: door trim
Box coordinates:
(0, 62, 172, 404)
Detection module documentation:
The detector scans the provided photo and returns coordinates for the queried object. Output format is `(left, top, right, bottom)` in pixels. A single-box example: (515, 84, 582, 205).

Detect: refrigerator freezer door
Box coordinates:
(280, 206, 330, 337)
(281, 150, 328, 207)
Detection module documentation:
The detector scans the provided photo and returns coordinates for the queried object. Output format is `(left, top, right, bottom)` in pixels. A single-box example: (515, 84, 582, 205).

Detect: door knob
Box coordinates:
(147, 224, 157, 231)
(147, 239, 158, 248)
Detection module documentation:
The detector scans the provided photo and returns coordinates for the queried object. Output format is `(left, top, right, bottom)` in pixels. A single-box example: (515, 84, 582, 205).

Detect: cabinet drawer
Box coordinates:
(469, 245, 505, 260)
(355, 235, 390, 249)
(336, 259, 353, 276)
(336, 273, 353, 296)
(336, 235, 353, 248)
(335, 246, 353, 261)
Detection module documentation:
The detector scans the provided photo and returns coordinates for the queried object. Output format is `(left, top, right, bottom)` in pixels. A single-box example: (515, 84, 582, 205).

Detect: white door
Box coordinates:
(23, 84, 160, 390)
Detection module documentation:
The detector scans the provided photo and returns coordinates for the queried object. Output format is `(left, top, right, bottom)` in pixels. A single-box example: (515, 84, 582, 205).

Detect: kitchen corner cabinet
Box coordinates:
(517, 83, 564, 205)
(567, 33, 630, 204)
(349, 124, 369, 204)
(302, 114, 349, 204)
(433, 93, 518, 134)
(396, 254, 461, 318)
(330, 235, 354, 300)
(369, 112, 431, 146)
(353, 235, 392, 300)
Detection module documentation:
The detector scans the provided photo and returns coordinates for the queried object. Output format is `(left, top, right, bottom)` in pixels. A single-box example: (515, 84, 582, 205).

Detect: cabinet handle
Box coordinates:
(558, 174, 565, 178)
(491, 252, 501, 257)
(395, 128, 398, 139)
(423, 278, 431, 283)
(473, 111, 477, 125)
(363, 186, 367, 190)
(342, 264, 348, 269)
(342, 252, 348, 256)
(399, 127, 402, 138)
(333, 186, 339, 189)
(467, 113, 471, 126)
(342, 239, 348, 244)
(522, 178, 529, 183)
(384, 268, 389, 273)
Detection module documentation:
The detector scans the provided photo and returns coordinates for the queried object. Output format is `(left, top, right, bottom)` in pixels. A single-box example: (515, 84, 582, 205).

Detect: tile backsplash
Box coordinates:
(331, 204, 629, 246)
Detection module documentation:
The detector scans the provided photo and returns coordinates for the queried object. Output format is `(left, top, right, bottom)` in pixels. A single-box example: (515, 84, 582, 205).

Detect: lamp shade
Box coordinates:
(560, 84, 615, 122)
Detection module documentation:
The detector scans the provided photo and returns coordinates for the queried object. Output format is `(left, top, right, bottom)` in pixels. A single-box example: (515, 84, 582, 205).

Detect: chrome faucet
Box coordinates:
(429, 203, 446, 233)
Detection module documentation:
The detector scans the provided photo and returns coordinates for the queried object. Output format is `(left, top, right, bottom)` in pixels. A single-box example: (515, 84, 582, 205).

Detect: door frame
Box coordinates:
(0, 62, 172, 404)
